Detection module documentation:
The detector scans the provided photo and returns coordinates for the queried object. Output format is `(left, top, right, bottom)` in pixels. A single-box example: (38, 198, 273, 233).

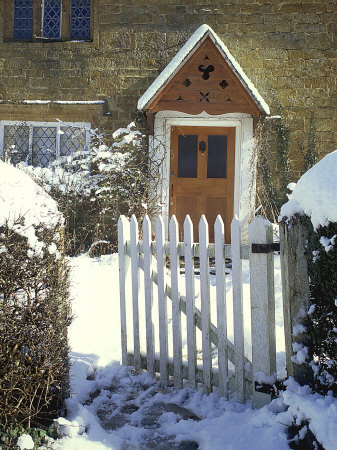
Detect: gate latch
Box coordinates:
(251, 243, 280, 253)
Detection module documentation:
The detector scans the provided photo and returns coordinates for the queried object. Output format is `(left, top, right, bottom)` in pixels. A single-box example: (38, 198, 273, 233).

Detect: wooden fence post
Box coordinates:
(231, 216, 245, 402)
(156, 216, 168, 385)
(279, 219, 312, 385)
(143, 215, 155, 377)
(170, 216, 183, 388)
(249, 216, 276, 408)
(118, 215, 130, 366)
(214, 215, 228, 397)
(184, 215, 196, 389)
(199, 215, 212, 394)
(130, 215, 141, 368)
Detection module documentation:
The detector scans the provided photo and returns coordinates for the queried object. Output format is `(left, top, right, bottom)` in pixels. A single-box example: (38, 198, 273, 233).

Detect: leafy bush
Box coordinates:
(302, 217, 337, 394)
(0, 162, 71, 442)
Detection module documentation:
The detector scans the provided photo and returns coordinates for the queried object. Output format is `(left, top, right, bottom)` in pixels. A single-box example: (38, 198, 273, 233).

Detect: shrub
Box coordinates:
(20, 122, 161, 255)
(302, 217, 337, 394)
(0, 161, 71, 442)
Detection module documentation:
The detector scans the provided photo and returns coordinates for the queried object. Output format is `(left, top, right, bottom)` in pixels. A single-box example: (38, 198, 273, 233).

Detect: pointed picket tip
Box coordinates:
(199, 214, 209, 230)
(214, 215, 225, 233)
(248, 215, 273, 238)
(130, 214, 139, 231)
(142, 214, 151, 226)
(184, 214, 193, 228)
(118, 215, 129, 227)
(169, 214, 179, 227)
(156, 215, 165, 228)
(231, 215, 240, 229)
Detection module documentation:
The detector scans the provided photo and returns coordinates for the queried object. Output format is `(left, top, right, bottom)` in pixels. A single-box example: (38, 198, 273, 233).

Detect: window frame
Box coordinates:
(4, 0, 94, 42)
(0, 120, 91, 166)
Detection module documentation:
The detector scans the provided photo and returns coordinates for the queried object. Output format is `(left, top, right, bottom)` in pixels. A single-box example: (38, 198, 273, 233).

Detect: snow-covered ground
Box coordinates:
(45, 253, 337, 450)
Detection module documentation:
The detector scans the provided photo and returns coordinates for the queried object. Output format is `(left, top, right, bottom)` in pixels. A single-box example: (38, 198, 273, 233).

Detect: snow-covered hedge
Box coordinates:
(280, 149, 337, 394)
(18, 123, 160, 255)
(0, 161, 71, 440)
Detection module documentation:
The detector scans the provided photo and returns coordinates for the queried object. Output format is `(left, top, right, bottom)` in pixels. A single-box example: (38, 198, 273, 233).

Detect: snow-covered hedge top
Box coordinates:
(137, 24, 270, 115)
(280, 149, 337, 229)
(0, 160, 63, 256)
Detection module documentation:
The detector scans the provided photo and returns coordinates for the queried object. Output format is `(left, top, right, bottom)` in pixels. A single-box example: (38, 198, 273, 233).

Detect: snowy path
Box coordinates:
(46, 254, 337, 450)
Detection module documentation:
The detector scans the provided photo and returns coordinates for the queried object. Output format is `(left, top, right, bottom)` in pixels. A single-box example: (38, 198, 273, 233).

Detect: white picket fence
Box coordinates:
(118, 214, 277, 406)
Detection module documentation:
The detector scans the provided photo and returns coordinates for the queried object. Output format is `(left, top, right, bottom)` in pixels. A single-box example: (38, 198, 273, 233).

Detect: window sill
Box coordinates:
(3, 37, 93, 44)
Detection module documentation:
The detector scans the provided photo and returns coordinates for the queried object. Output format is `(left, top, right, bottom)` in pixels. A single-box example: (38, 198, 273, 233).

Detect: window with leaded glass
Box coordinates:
(70, 0, 91, 40)
(4, 125, 30, 165)
(0, 122, 90, 168)
(13, 0, 33, 40)
(42, 0, 62, 39)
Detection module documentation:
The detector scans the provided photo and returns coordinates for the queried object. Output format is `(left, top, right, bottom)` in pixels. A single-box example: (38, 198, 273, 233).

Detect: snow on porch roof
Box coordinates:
(137, 24, 270, 115)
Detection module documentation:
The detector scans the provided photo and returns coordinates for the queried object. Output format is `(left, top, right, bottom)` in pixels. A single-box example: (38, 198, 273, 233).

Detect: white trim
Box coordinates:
(151, 111, 256, 240)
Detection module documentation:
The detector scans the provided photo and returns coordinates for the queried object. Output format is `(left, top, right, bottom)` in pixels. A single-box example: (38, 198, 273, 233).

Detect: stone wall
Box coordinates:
(0, 0, 336, 177)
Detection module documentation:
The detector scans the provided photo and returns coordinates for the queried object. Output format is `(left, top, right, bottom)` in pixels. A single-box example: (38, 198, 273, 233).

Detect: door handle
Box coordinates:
(199, 140, 206, 154)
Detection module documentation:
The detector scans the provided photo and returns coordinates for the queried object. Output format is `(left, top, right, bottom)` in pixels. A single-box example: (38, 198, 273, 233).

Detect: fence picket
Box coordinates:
(231, 216, 245, 402)
(184, 216, 196, 388)
(130, 215, 141, 368)
(214, 215, 228, 397)
(156, 216, 168, 385)
(249, 216, 276, 408)
(118, 216, 130, 366)
(143, 215, 155, 377)
(170, 216, 182, 388)
(199, 215, 212, 394)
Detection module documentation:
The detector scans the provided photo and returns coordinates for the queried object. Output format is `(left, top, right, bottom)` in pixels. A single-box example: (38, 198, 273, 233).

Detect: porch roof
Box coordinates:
(137, 24, 270, 116)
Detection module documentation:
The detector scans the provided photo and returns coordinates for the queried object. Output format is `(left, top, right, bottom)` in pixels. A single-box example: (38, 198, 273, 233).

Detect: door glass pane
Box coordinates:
(207, 135, 227, 178)
(4, 125, 30, 165)
(178, 134, 197, 178)
(32, 127, 56, 167)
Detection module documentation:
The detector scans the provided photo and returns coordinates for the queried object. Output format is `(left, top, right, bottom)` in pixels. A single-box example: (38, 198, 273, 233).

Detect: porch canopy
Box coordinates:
(138, 24, 270, 132)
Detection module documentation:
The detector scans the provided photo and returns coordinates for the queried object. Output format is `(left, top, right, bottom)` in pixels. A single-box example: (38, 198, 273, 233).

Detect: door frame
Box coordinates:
(150, 111, 255, 240)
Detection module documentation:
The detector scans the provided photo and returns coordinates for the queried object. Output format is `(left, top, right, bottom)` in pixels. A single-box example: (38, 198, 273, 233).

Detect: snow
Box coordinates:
(0, 160, 63, 255)
(16, 434, 34, 450)
(137, 24, 270, 115)
(23, 100, 105, 105)
(280, 149, 337, 229)
(32, 251, 337, 450)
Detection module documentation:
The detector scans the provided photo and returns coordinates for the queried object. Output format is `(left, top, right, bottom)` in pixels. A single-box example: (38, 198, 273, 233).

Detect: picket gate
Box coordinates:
(118, 214, 277, 407)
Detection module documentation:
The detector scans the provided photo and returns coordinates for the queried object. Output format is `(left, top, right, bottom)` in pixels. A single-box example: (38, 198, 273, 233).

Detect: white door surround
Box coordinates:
(151, 110, 256, 240)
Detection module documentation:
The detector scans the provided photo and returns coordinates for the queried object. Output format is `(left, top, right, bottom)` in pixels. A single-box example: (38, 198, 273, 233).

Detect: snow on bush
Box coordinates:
(280, 149, 337, 229)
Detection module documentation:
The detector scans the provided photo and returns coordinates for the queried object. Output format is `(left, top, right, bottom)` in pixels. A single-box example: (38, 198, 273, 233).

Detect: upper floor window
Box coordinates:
(42, 0, 62, 39)
(13, 0, 33, 39)
(0, 121, 90, 168)
(71, 0, 91, 40)
(12, 0, 91, 41)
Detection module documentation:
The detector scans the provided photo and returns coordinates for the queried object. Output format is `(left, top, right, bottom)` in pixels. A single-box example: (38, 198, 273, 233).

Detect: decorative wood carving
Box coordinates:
(146, 37, 262, 117)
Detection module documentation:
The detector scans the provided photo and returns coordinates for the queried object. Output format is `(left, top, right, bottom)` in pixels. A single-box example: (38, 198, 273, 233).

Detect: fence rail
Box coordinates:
(118, 214, 277, 406)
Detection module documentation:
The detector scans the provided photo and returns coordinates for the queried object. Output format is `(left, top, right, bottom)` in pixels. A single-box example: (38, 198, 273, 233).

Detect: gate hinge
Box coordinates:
(251, 243, 280, 253)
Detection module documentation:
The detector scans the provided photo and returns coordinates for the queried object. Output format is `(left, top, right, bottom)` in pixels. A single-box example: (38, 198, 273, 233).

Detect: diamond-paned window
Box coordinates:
(13, 0, 33, 40)
(42, 0, 62, 39)
(1, 122, 90, 168)
(70, 0, 91, 40)
(4, 125, 30, 165)
(32, 127, 57, 167)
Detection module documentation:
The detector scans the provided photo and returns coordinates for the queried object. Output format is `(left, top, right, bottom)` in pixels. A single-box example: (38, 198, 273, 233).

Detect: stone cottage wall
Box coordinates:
(0, 0, 336, 177)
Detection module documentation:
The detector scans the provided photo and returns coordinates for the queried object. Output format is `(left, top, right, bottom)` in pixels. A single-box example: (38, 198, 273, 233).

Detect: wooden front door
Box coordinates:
(170, 126, 235, 243)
